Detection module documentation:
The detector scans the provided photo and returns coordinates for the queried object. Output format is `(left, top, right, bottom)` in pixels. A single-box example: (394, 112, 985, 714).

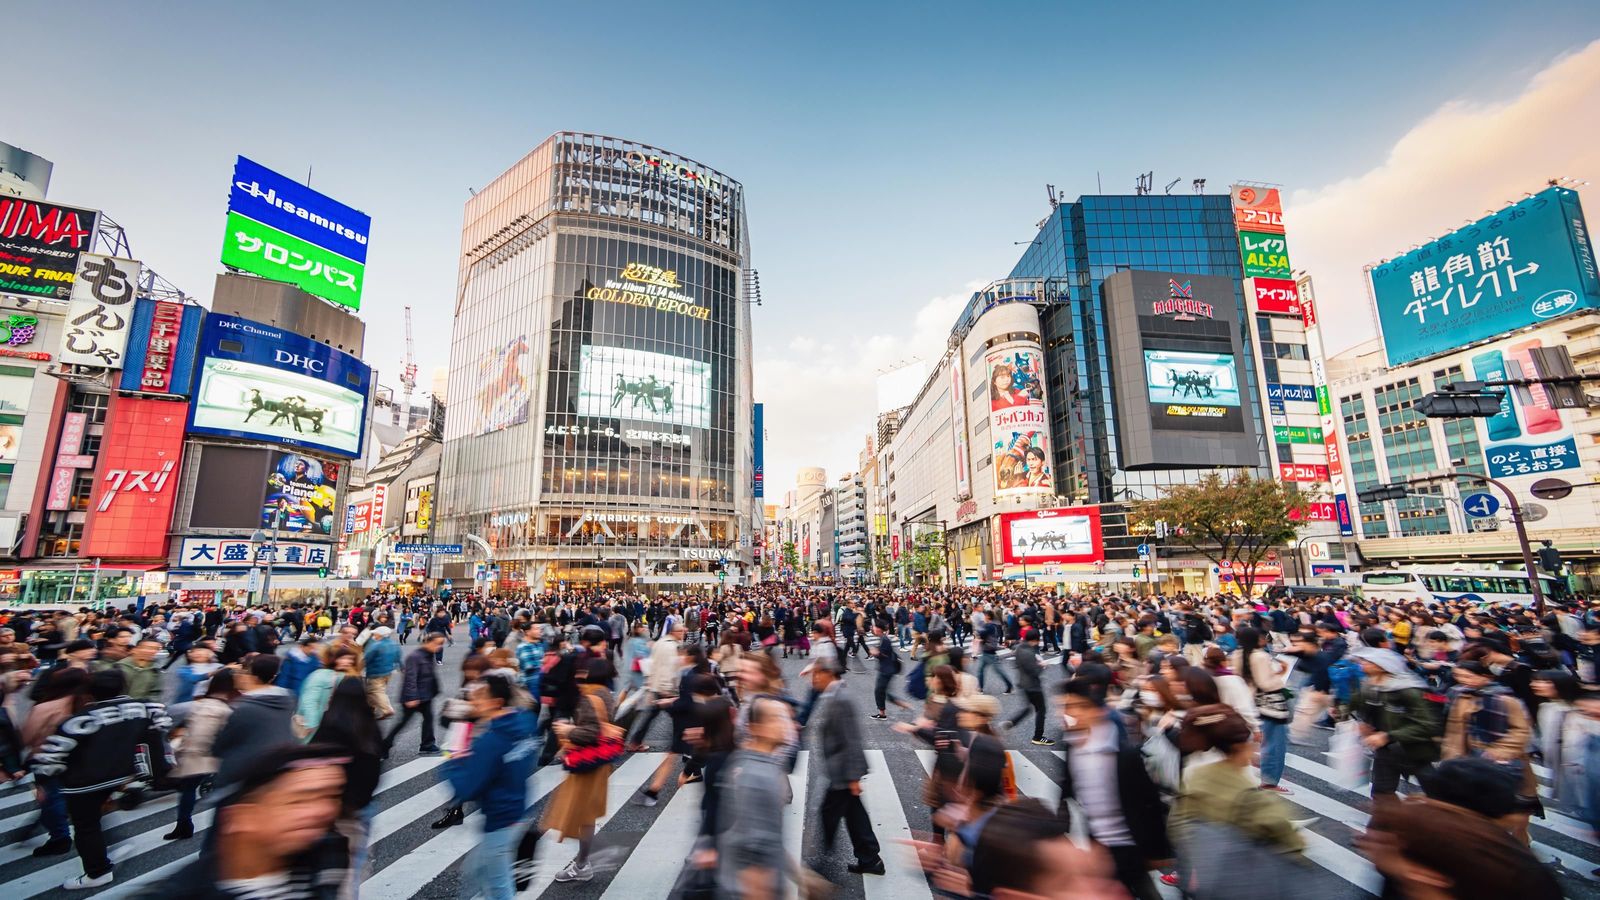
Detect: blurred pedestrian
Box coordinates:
(542, 658, 620, 883)
(165, 668, 238, 841)
(448, 673, 537, 900)
(810, 651, 883, 876)
(383, 633, 444, 757)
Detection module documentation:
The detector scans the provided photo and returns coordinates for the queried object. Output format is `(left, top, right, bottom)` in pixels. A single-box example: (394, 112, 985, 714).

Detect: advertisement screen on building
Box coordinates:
(986, 347, 1053, 497)
(999, 507, 1103, 566)
(221, 157, 371, 311)
(190, 446, 274, 530)
(263, 452, 339, 535)
(80, 397, 187, 559)
(1370, 187, 1600, 366)
(473, 334, 531, 435)
(188, 314, 371, 458)
(0, 197, 100, 300)
(1470, 337, 1584, 481)
(577, 345, 711, 429)
(1144, 350, 1241, 407)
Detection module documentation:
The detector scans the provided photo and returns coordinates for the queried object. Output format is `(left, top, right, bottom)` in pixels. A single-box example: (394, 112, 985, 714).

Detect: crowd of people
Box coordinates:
(0, 582, 1595, 898)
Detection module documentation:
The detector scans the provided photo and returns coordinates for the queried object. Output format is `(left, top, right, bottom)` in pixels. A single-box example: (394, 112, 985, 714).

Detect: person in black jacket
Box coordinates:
(869, 618, 908, 719)
(1055, 677, 1171, 900)
(383, 634, 444, 756)
(31, 668, 173, 891)
(212, 655, 296, 790)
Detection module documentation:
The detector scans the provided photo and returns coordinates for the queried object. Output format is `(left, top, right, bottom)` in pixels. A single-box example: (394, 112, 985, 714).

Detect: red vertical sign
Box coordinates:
(80, 397, 188, 558)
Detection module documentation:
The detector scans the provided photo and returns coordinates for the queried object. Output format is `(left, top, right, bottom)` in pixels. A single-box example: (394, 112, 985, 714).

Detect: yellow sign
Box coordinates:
(415, 487, 433, 533)
(621, 263, 681, 289)
(586, 262, 710, 320)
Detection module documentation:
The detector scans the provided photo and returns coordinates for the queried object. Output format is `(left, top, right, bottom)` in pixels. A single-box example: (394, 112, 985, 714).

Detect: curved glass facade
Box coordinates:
(438, 134, 754, 589)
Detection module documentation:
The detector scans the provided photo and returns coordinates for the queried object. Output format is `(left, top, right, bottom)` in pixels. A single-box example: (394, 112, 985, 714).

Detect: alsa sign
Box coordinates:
(1150, 279, 1214, 320)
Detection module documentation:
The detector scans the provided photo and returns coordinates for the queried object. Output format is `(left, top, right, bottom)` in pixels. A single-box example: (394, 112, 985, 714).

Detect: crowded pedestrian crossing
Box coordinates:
(4, 738, 1599, 899)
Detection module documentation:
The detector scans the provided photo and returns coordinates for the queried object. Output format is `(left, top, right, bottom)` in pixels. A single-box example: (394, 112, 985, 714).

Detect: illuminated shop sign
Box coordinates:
(1150, 279, 1214, 320)
(621, 151, 727, 196)
(587, 511, 695, 525)
(586, 262, 711, 320)
(1166, 405, 1227, 418)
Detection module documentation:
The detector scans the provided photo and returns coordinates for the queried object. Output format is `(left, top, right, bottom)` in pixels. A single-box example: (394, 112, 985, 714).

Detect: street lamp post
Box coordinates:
(251, 506, 285, 607)
(1292, 534, 1321, 587)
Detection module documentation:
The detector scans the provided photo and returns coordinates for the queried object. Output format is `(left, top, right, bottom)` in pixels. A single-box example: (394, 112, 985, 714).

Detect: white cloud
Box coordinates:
(1289, 38, 1600, 355)
(757, 286, 975, 498)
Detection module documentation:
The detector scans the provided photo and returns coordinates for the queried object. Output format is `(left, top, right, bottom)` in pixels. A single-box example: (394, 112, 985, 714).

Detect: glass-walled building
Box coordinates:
(438, 134, 756, 592)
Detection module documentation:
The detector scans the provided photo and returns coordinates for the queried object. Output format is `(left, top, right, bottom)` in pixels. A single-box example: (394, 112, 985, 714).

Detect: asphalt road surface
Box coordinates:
(3, 634, 1598, 899)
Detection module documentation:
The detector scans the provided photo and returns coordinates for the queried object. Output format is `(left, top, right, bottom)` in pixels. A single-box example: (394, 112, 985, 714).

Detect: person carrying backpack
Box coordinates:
(869, 618, 907, 719)
(1351, 647, 1441, 797)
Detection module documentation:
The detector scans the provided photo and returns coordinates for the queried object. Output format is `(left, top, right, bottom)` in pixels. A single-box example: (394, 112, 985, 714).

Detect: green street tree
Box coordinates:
(909, 529, 947, 585)
(872, 546, 894, 584)
(780, 541, 800, 572)
(1132, 472, 1306, 597)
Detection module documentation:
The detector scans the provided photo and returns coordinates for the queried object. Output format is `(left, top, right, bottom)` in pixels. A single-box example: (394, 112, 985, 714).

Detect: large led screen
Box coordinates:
(188, 314, 371, 458)
(263, 452, 340, 535)
(986, 346, 1053, 497)
(577, 345, 710, 429)
(998, 507, 1104, 565)
(1144, 350, 1241, 406)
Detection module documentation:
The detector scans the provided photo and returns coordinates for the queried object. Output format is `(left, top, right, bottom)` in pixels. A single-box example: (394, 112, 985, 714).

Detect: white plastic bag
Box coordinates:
(1327, 719, 1369, 791)
(1143, 729, 1182, 794)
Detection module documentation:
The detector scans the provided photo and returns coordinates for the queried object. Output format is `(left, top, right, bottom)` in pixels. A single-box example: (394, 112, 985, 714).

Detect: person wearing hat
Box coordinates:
(362, 626, 400, 720)
(1351, 646, 1441, 798)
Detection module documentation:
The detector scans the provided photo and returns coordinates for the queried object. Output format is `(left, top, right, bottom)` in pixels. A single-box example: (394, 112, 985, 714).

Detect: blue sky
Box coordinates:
(8, 1, 1600, 492)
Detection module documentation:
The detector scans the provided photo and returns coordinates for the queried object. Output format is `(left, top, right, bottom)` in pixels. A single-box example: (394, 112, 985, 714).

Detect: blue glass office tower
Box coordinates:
(1009, 194, 1270, 513)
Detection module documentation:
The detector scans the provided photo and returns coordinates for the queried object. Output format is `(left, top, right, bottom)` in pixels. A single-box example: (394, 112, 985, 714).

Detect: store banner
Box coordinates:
(986, 345, 1053, 497)
(45, 412, 90, 511)
(1230, 186, 1285, 234)
(60, 253, 140, 369)
(81, 397, 188, 559)
(1250, 277, 1303, 316)
(177, 536, 331, 569)
(0, 197, 100, 300)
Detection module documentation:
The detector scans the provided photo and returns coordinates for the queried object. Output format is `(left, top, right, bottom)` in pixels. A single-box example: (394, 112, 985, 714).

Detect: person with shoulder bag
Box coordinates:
(1233, 626, 1292, 793)
(540, 658, 622, 883)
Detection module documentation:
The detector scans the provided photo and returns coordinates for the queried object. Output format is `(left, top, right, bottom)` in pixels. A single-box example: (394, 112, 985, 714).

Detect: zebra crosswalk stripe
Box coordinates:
(599, 775, 704, 898)
(100, 755, 450, 900)
(859, 748, 933, 900)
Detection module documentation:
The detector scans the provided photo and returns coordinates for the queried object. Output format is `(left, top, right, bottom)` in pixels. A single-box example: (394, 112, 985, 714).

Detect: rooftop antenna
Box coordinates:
(1096, 171, 1103, 194)
(1135, 172, 1153, 196)
(1163, 177, 1181, 195)
(305, 165, 312, 187)
(1192, 178, 1207, 194)
(1045, 184, 1058, 208)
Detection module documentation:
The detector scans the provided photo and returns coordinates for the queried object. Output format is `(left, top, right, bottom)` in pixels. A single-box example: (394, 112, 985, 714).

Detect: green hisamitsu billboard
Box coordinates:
(1369, 187, 1600, 366)
(220, 212, 365, 310)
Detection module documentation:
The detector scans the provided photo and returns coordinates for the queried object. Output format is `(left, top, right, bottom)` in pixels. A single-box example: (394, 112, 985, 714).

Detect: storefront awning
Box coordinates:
(19, 562, 166, 572)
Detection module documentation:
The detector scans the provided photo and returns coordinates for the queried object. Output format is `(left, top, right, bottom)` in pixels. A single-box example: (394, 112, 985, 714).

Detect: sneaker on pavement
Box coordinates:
(554, 861, 594, 883)
(636, 789, 659, 807)
(63, 872, 114, 891)
(1031, 738, 1056, 746)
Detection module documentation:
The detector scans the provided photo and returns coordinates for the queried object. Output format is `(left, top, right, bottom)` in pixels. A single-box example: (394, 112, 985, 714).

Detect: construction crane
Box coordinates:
(400, 306, 418, 424)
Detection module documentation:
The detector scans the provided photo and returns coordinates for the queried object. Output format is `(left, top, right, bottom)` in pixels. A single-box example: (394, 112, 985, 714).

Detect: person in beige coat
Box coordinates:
(165, 669, 239, 840)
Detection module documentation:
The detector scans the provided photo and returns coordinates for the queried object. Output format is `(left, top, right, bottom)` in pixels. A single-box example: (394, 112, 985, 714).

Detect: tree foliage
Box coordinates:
(1132, 472, 1306, 596)
(780, 541, 799, 571)
(909, 529, 947, 585)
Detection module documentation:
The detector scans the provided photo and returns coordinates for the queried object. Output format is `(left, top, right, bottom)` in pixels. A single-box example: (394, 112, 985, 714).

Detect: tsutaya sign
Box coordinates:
(1150, 279, 1214, 320)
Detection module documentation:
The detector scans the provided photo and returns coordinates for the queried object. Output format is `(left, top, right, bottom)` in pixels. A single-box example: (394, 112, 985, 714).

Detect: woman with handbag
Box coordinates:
(542, 657, 622, 883)
(1231, 627, 1293, 794)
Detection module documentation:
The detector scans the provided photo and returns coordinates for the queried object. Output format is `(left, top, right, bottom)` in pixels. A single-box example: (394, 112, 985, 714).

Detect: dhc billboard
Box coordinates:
(1370, 187, 1600, 366)
(187, 313, 372, 459)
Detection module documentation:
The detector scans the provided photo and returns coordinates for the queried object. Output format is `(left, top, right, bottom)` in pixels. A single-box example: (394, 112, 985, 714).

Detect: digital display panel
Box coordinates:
(263, 452, 340, 535)
(576, 345, 710, 429)
(188, 314, 371, 458)
(1144, 350, 1241, 406)
(998, 507, 1103, 565)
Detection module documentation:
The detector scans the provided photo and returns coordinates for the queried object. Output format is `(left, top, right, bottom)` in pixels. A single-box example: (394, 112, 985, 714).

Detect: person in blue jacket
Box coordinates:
(275, 634, 323, 695)
(445, 672, 538, 900)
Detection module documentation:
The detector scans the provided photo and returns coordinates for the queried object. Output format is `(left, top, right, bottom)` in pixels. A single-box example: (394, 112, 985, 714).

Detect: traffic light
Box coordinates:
(318, 566, 328, 578)
(1537, 542, 1564, 574)
(1415, 387, 1506, 418)
(1357, 484, 1409, 503)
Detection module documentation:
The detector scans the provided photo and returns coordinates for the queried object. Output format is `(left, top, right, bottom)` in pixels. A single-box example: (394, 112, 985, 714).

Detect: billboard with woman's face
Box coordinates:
(986, 346, 1053, 497)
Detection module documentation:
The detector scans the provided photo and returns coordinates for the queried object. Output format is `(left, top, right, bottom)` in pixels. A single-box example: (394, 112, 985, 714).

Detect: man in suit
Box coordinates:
(810, 654, 884, 875)
(1055, 677, 1171, 900)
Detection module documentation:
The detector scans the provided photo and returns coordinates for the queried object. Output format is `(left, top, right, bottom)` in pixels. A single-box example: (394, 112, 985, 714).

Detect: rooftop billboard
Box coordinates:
(1370, 187, 1600, 366)
(221, 156, 371, 311)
